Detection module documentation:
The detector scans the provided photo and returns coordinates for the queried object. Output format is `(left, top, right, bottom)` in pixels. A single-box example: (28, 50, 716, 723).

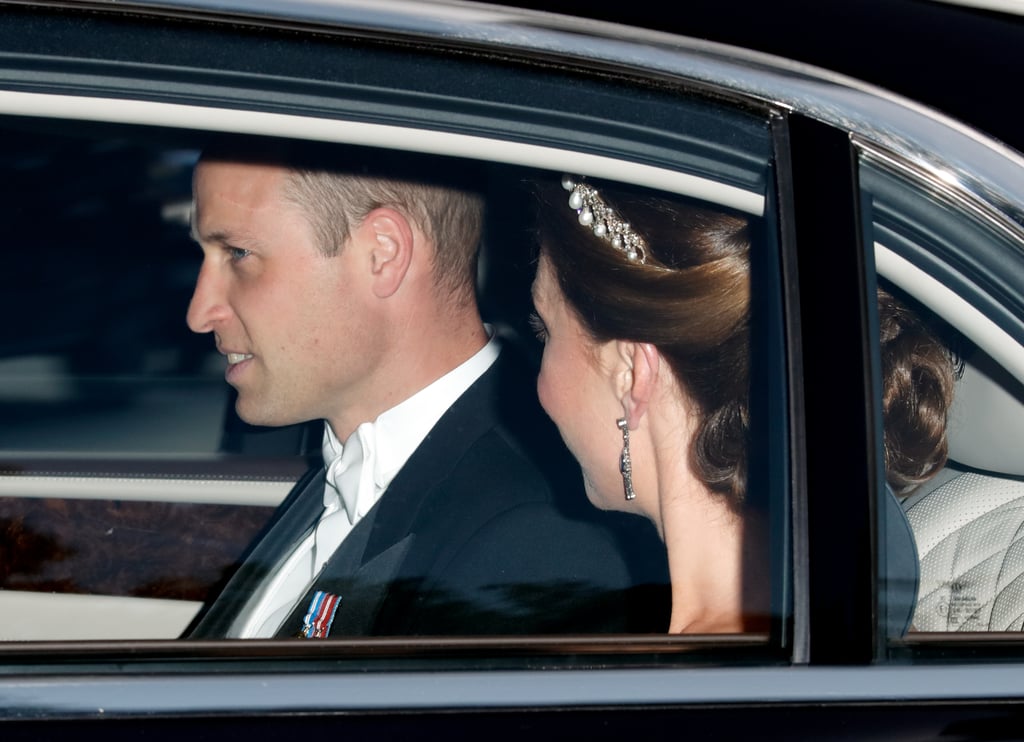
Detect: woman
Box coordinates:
(531, 175, 955, 633)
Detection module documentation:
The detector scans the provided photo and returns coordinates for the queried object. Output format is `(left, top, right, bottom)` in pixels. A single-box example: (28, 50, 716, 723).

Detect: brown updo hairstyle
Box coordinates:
(878, 285, 958, 493)
(536, 178, 753, 509)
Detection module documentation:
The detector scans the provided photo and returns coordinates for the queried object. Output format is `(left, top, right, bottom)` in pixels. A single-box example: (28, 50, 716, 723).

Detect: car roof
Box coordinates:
(42, 0, 1024, 234)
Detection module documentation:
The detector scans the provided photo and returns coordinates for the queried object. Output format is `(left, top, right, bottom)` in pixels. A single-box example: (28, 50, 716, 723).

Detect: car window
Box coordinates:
(0, 102, 787, 650)
(0, 0, 793, 655)
(859, 147, 1024, 639)
(0, 129, 210, 454)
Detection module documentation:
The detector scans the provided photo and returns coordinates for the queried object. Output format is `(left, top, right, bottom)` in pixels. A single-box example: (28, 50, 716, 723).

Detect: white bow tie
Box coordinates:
(324, 425, 372, 520)
(316, 423, 376, 573)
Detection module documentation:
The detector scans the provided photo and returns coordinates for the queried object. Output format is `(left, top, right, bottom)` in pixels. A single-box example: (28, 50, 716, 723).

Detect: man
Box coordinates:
(184, 142, 649, 638)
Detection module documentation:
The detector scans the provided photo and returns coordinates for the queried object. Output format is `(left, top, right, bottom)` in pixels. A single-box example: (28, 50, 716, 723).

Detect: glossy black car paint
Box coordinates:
(508, 0, 1024, 156)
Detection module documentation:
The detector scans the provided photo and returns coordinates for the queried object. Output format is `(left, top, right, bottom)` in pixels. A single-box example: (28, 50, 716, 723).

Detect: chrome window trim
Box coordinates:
(857, 141, 1024, 254)
(4, 664, 1024, 714)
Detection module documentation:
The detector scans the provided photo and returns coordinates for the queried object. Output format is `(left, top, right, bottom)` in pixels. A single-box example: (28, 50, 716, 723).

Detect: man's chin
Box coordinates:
(234, 398, 313, 429)
(234, 399, 281, 428)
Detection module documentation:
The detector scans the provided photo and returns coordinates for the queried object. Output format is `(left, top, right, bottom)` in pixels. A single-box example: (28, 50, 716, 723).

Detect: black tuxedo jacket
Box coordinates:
(190, 351, 660, 637)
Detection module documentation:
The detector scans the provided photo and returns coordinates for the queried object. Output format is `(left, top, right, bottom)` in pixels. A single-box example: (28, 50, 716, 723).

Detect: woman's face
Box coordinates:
(532, 254, 630, 511)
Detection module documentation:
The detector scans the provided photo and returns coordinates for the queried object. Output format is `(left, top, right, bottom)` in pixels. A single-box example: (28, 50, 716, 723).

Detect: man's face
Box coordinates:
(188, 159, 380, 429)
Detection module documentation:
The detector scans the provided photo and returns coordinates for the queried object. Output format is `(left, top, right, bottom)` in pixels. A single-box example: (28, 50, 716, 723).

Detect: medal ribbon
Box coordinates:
(299, 590, 341, 639)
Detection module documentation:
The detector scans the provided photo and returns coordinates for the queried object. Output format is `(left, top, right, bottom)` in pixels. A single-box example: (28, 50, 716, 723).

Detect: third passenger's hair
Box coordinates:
(878, 286, 957, 493)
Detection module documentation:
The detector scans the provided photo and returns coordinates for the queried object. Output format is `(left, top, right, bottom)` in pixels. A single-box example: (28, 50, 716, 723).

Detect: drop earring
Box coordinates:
(617, 418, 636, 501)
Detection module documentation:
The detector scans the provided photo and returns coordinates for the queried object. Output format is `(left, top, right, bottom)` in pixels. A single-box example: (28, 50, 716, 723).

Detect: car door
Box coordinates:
(1, 1, 1023, 739)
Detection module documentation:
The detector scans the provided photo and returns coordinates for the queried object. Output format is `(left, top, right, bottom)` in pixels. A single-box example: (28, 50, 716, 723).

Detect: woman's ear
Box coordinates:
(615, 340, 660, 429)
(360, 207, 414, 298)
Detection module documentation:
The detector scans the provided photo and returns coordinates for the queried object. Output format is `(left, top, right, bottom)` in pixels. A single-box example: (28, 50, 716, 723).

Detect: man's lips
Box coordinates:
(224, 352, 254, 384)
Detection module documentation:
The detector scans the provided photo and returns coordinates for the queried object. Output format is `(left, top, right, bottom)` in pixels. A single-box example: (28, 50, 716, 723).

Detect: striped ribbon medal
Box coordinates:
(299, 590, 341, 638)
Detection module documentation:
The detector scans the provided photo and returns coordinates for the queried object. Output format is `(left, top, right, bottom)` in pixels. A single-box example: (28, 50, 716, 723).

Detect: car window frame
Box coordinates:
(0, 9, 790, 670)
(856, 139, 1024, 658)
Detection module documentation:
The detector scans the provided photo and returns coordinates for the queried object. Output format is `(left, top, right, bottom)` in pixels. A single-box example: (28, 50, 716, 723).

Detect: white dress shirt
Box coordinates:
(231, 331, 500, 638)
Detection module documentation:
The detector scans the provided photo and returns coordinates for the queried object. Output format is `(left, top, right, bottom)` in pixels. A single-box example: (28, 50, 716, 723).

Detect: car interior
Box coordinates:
(0, 124, 689, 640)
(876, 244, 1024, 632)
(2, 102, 1021, 643)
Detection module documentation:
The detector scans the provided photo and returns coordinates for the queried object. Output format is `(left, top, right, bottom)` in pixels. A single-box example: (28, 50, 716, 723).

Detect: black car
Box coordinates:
(2, 0, 1024, 738)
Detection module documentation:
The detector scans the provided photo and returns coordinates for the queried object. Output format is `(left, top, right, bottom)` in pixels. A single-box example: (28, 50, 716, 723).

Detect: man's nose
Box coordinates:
(186, 261, 229, 334)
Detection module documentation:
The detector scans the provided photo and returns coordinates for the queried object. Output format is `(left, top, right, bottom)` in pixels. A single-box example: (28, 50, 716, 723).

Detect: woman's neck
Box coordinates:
(630, 380, 768, 635)
(661, 486, 746, 633)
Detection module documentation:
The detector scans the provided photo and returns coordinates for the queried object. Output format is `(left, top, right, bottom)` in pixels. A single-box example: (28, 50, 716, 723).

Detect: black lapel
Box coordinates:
(276, 502, 415, 638)
(327, 535, 414, 634)
(194, 357, 500, 640)
(273, 358, 505, 638)
(359, 355, 508, 564)
(187, 465, 326, 638)
(195, 349, 538, 638)
(275, 499, 384, 637)
(273, 360, 507, 639)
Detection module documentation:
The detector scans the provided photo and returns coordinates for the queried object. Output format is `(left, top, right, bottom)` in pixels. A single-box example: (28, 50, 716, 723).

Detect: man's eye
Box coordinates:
(528, 311, 548, 343)
(228, 247, 251, 261)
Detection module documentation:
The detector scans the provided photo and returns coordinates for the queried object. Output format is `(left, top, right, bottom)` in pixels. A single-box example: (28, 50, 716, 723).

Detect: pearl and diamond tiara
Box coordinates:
(561, 174, 648, 264)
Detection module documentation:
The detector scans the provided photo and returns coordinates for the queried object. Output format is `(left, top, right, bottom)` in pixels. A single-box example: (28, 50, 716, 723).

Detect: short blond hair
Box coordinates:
(285, 166, 483, 300)
(199, 137, 484, 301)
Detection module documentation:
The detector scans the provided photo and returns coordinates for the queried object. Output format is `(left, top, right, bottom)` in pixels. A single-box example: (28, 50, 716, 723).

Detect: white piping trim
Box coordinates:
(0, 91, 765, 216)
(0, 591, 201, 641)
(0, 475, 291, 506)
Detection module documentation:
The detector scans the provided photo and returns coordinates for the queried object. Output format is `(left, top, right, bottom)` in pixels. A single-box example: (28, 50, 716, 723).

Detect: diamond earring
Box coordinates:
(617, 418, 636, 501)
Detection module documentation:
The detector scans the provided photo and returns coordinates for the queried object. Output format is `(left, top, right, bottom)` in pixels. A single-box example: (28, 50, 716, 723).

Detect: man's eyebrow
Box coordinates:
(187, 210, 240, 247)
(191, 226, 242, 248)
(189, 200, 240, 246)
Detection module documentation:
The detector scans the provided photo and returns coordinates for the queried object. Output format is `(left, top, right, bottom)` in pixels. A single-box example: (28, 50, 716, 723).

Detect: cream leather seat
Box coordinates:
(905, 468, 1024, 631)
(904, 353, 1024, 632)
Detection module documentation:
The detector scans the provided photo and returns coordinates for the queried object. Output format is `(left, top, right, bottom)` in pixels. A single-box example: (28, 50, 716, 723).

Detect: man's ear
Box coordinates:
(360, 207, 414, 298)
(615, 340, 659, 429)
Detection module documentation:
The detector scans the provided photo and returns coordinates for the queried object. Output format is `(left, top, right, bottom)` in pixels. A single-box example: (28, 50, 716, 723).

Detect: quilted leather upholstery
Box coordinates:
(906, 471, 1024, 631)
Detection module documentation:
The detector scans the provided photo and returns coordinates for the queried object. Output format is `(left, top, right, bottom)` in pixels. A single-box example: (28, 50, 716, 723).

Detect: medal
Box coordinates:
(298, 590, 341, 638)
